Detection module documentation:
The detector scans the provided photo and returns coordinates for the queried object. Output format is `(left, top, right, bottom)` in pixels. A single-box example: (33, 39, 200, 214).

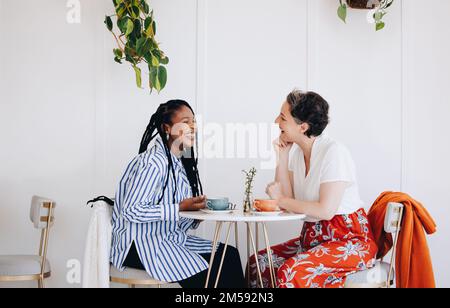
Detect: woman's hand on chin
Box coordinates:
(273, 136, 293, 162)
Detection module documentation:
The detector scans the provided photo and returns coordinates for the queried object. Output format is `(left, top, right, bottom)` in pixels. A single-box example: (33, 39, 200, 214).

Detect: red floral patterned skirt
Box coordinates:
(248, 209, 378, 288)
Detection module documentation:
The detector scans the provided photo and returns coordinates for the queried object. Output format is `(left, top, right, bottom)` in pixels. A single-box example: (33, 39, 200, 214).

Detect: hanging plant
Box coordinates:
(338, 0, 394, 31)
(104, 0, 169, 93)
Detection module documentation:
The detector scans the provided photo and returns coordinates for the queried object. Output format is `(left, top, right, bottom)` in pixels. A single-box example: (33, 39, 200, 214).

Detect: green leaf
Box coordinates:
(125, 18, 134, 36)
(151, 54, 159, 67)
(376, 21, 385, 31)
(337, 3, 347, 23)
(105, 16, 113, 31)
(158, 66, 167, 91)
(133, 65, 142, 88)
(125, 42, 135, 56)
(125, 55, 136, 65)
(385, 0, 394, 9)
(152, 21, 156, 36)
(136, 37, 151, 56)
(113, 0, 123, 8)
(132, 19, 142, 39)
(131, 5, 140, 19)
(374, 11, 383, 22)
(160, 56, 169, 65)
(149, 66, 158, 90)
(152, 49, 161, 59)
(144, 17, 154, 36)
(145, 51, 159, 67)
(144, 51, 152, 64)
(116, 3, 127, 18)
(117, 17, 127, 33)
(144, 16, 152, 29)
(124, 43, 137, 65)
(149, 65, 167, 92)
(113, 48, 123, 58)
(141, 0, 150, 14)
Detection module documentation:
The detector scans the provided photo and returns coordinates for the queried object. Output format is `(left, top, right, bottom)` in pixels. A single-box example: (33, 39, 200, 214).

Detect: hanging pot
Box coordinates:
(346, 0, 380, 9)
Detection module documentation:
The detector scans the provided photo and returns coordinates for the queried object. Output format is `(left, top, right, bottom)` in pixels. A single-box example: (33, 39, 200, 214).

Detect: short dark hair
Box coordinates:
(286, 90, 329, 138)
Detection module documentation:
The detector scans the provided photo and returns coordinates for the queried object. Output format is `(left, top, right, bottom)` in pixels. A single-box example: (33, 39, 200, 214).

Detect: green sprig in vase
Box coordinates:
(242, 167, 257, 213)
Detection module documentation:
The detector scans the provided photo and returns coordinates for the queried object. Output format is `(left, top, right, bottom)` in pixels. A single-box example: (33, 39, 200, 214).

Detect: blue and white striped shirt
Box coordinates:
(110, 137, 212, 282)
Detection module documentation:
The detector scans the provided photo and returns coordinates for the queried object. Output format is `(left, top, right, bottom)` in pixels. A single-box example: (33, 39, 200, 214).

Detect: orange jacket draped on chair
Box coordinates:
(368, 192, 437, 288)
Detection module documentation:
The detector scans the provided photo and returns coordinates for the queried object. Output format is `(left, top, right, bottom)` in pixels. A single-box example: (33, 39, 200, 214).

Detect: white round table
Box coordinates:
(180, 210, 305, 288)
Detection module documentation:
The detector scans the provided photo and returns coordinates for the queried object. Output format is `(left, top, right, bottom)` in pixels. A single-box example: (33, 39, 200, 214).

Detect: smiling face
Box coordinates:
(275, 101, 309, 143)
(164, 105, 197, 149)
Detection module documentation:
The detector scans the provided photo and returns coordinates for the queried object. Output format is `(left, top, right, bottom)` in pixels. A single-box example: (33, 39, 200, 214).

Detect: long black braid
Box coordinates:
(139, 100, 203, 203)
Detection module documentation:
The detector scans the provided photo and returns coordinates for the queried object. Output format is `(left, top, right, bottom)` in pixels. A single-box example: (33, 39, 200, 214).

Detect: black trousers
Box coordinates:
(123, 242, 246, 288)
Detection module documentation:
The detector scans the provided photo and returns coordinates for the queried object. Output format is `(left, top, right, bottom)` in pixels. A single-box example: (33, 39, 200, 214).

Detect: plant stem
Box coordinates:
(111, 32, 125, 52)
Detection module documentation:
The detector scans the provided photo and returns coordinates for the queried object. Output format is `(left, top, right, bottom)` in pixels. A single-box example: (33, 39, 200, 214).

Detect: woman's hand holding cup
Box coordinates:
(266, 182, 284, 201)
(180, 195, 207, 211)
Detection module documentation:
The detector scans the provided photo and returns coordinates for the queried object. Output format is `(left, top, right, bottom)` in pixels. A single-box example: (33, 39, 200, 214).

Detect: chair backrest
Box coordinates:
(30, 196, 56, 275)
(384, 202, 404, 234)
(30, 196, 56, 229)
(383, 202, 405, 287)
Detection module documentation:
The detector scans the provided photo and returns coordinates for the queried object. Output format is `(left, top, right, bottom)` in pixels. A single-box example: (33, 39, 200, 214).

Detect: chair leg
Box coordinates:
(129, 284, 136, 288)
(38, 278, 44, 289)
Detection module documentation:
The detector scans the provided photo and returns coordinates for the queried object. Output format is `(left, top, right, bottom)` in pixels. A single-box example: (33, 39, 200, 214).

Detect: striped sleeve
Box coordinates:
(190, 220, 201, 230)
(179, 218, 201, 232)
(121, 160, 180, 223)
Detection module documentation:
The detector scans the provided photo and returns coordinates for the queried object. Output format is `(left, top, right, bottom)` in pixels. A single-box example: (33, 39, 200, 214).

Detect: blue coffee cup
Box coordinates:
(206, 198, 235, 211)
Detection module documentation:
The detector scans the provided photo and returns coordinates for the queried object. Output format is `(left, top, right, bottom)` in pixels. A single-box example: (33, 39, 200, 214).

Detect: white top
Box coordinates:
(180, 210, 306, 223)
(288, 133, 364, 222)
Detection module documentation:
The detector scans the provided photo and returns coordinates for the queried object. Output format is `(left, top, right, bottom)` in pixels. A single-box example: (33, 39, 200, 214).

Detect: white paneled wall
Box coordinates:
(0, 0, 449, 287)
(402, 0, 450, 288)
(200, 0, 310, 252)
(0, 0, 98, 287)
(308, 0, 403, 205)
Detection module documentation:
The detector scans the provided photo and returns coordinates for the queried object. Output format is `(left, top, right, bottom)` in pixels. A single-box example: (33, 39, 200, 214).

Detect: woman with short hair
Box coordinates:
(248, 90, 378, 288)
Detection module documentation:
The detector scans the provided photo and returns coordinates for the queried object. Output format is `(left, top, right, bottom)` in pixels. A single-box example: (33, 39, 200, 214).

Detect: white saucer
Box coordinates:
(251, 211, 283, 216)
(200, 209, 235, 215)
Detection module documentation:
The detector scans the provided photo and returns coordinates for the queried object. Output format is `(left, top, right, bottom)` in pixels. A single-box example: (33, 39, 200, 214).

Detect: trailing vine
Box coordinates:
(105, 0, 169, 93)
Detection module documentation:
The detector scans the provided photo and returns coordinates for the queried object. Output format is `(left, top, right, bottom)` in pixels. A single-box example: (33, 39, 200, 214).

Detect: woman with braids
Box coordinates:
(111, 100, 245, 288)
